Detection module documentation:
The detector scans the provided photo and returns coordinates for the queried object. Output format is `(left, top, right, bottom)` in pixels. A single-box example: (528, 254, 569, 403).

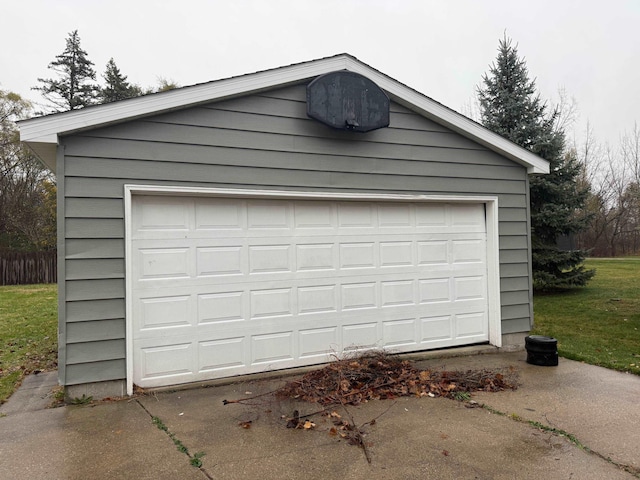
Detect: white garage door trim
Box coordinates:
(124, 185, 502, 395)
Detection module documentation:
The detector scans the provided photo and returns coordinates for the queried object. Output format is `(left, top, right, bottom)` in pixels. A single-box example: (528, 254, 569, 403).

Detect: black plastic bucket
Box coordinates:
(525, 335, 558, 366)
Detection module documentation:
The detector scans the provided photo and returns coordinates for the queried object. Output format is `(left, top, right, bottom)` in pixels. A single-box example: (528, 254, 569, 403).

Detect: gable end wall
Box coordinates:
(58, 84, 532, 389)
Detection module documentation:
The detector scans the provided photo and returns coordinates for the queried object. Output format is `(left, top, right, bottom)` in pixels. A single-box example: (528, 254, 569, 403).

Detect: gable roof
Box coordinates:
(19, 53, 549, 174)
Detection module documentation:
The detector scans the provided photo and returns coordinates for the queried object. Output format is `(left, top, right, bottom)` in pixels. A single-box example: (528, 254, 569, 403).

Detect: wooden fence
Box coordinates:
(0, 250, 57, 285)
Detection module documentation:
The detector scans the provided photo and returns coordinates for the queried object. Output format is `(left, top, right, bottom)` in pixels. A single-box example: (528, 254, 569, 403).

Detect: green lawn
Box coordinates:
(0, 284, 57, 404)
(532, 258, 640, 375)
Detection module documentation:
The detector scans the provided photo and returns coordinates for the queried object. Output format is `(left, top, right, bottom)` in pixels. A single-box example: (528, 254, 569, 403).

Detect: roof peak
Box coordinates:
(20, 53, 548, 174)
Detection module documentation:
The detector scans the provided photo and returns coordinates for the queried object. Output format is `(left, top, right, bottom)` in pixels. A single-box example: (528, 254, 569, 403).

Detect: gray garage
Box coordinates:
(20, 54, 548, 399)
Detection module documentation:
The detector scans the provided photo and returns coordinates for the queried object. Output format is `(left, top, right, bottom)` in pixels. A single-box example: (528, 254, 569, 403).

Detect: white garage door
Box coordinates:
(130, 195, 489, 388)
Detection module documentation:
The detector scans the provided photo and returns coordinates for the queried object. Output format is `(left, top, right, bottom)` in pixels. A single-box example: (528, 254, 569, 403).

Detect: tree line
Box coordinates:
(575, 123, 640, 257)
(1, 30, 637, 289)
(33, 30, 179, 113)
(1, 30, 176, 253)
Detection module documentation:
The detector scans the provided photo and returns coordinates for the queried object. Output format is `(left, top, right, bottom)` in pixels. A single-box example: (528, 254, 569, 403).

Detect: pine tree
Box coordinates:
(99, 58, 143, 103)
(477, 36, 594, 290)
(33, 30, 98, 112)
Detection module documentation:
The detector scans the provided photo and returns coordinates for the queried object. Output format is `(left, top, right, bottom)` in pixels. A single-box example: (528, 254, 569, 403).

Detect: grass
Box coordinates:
(532, 258, 640, 375)
(152, 414, 206, 468)
(0, 284, 57, 404)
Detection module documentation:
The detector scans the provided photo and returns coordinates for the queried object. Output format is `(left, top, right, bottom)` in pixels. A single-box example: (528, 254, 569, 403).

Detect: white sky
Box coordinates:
(3, 0, 639, 148)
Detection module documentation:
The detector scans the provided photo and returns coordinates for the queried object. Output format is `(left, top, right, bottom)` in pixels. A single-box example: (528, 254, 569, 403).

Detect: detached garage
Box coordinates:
(20, 54, 548, 399)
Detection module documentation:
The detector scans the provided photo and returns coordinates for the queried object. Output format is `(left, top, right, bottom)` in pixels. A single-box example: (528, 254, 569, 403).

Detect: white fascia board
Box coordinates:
(18, 56, 353, 169)
(342, 58, 549, 174)
(19, 53, 549, 175)
(19, 55, 351, 143)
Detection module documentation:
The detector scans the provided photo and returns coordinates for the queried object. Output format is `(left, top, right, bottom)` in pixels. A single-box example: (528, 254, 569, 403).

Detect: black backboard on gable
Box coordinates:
(306, 71, 390, 133)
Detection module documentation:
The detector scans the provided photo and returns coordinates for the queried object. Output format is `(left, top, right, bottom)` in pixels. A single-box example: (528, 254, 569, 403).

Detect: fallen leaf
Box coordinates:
(303, 420, 316, 429)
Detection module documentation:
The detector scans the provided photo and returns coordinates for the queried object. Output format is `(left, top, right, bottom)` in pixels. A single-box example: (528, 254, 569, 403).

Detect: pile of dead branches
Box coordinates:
(275, 351, 518, 406)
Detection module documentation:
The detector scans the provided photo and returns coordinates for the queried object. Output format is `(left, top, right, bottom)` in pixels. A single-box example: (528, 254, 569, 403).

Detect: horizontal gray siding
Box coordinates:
(66, 299, 125, 322)
(60, 82, 532, 386)
(65, 360, 125, 386)
(66, 319, 125, 343)
(66, 259, 124, 280)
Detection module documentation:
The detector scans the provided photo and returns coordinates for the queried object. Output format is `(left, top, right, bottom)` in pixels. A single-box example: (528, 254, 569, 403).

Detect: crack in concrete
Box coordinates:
(482, 402, 640, 479)
(136, 399, 214, 480)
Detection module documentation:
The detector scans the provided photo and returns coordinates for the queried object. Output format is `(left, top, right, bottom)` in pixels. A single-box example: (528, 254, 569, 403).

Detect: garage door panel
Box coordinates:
(417, 240, 448, 265)
(138, 247, 191, 279)
(379, 241, 413, 267)
(339, 242, 377, 269)
(342, 322, 380, 350)
(378, 203, 413, 227)
(196, 246, 245, 277)
(137, 295, 193, 330)
(382, 318, 418, 348)
(294, 201, 336, 228)
(247, 201, 291, 229)
(299, 327, 339, 358)
(137, 342, 194, 381)
(199, 337, 246, 372)
(297, 285, 338, 314)
(454, 276, 487, 301)
(381, 280, 415, 307)
(251, 331, 295, 364)
(248, 244, 294, 273)
(456, 312, 489, 338)
(341, 282, 378, 310)
(198, 291, 246, 323)
(419, 278, 451, 303)
(452, 239, 486, 263)
(131, 196, 490, 388)
(250, 287, 293, 319)
(195, 198, 245, 230)
(449, 203, 486, 229)
(296, 244, 337, 271)
(133, 196, 191, 232)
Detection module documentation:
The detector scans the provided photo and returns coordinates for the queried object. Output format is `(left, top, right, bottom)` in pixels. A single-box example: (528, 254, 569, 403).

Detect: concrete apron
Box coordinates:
(1, 352, 638, 479)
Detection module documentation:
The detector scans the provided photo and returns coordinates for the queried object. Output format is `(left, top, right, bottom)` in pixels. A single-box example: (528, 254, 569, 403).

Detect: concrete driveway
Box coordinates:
(1, 350, 639, 479)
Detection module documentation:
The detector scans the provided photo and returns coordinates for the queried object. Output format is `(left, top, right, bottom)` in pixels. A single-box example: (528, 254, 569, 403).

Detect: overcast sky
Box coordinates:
(3, 0, 638, 148)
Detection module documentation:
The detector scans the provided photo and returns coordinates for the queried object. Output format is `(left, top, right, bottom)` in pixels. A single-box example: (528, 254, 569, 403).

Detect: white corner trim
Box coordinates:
(124, 188, 134, 396)
(21, 53, 548, 174)
(485, 197, 502, 347)
(123, 184, 502, 394)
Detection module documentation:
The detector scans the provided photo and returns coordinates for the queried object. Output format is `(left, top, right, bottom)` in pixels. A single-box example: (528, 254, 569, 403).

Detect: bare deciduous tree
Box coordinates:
(0, 90, 56, 251)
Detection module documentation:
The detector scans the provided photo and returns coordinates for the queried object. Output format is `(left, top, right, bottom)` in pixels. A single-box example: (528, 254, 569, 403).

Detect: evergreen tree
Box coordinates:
(33, 30, 98, 112)
(477, 36, 594, 290)
(99, 58, 143, 103)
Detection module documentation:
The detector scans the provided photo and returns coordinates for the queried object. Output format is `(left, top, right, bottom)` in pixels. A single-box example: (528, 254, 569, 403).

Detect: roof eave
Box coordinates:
(19, 53, 549, 175)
